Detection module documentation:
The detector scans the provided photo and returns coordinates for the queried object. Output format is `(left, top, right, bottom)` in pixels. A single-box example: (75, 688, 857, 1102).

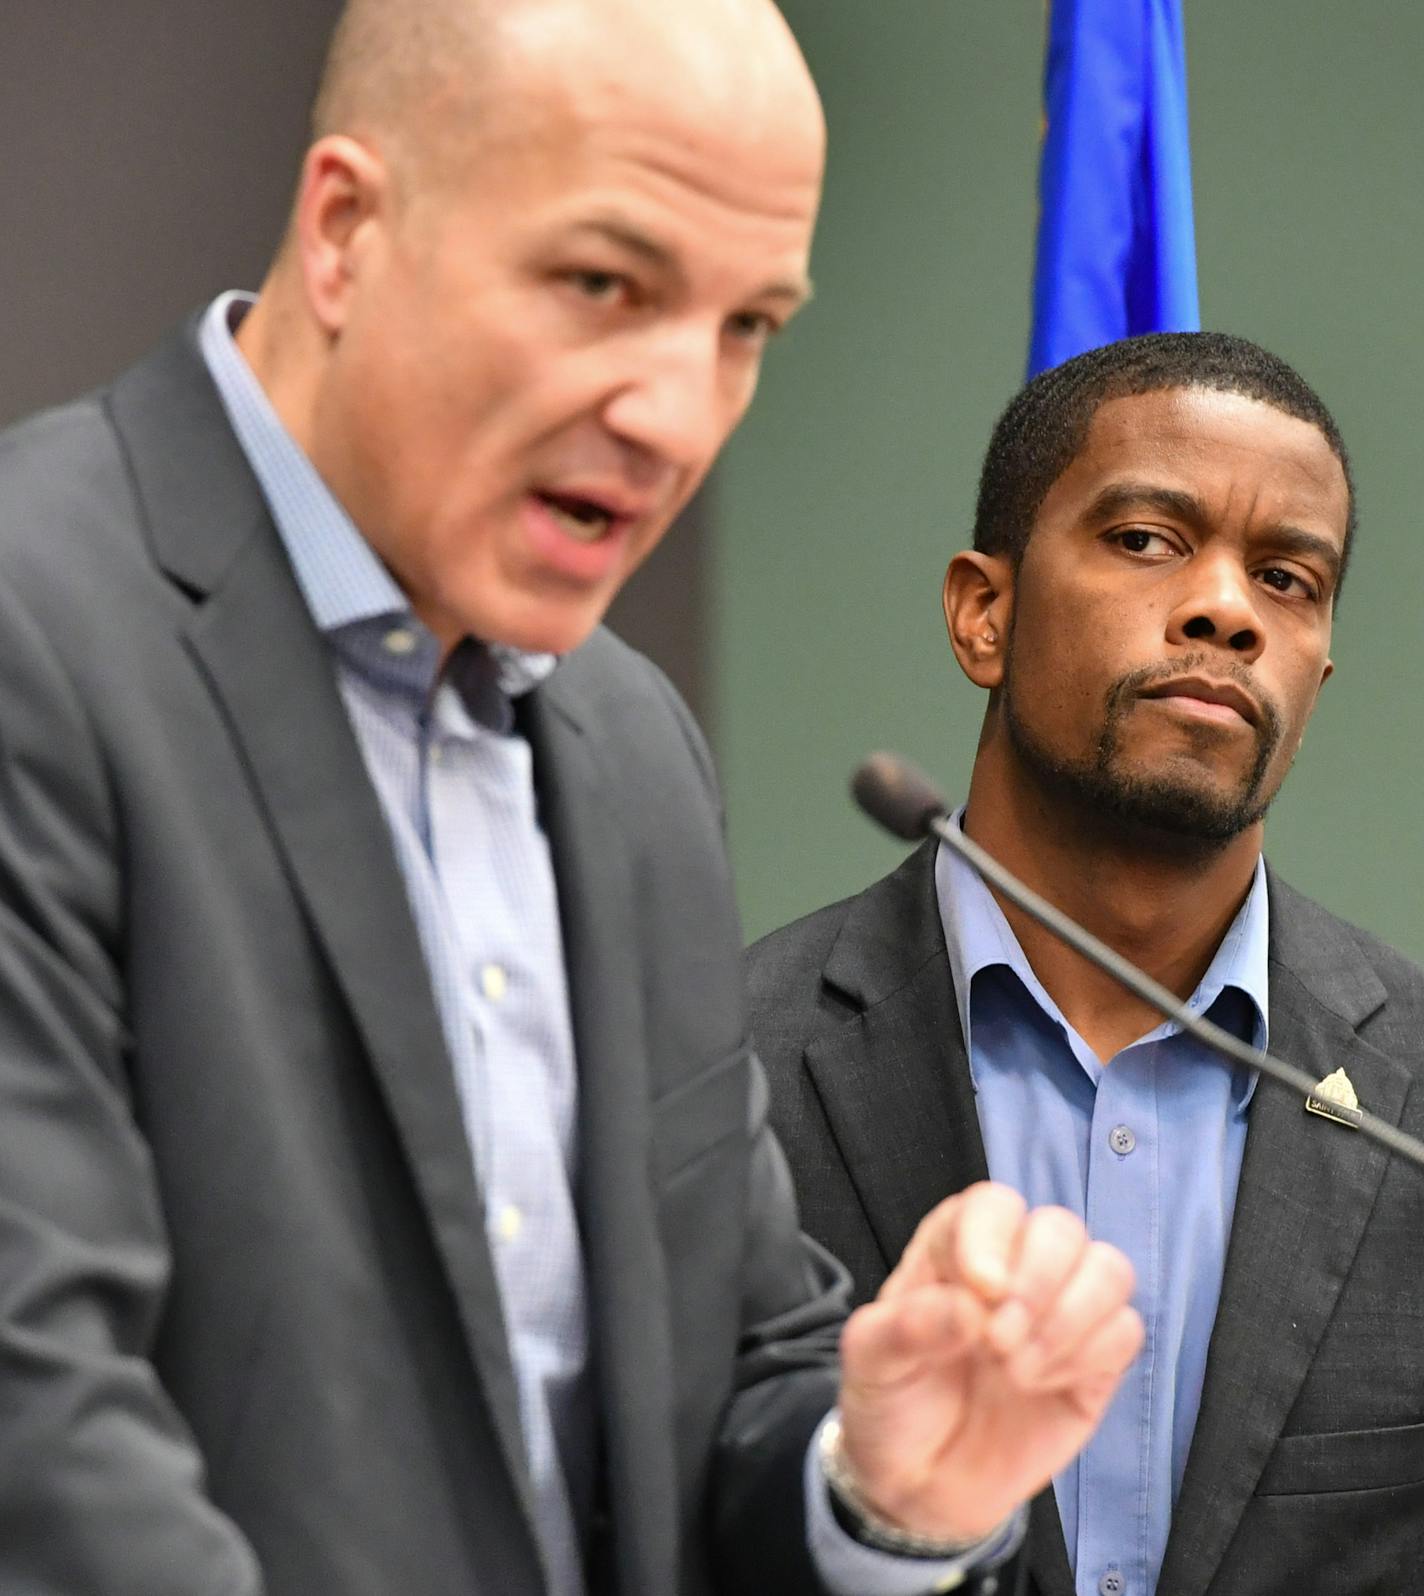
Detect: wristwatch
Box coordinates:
(818, 1414, 991, 1560)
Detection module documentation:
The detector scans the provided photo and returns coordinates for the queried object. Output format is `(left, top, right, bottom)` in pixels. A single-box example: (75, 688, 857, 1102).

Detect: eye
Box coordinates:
(1107, 527, 1179, 558)
(725, 309, 779, 345)
(564, 268, 633, 306)
(1256, 566, 1320, 601)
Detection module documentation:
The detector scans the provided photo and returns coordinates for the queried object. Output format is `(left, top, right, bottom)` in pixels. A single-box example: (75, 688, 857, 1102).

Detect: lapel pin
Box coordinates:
(1305, 1067, 1363, 1130)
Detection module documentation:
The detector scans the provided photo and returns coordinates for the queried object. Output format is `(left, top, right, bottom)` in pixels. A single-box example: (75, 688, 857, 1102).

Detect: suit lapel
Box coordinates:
(523, 679, 677, 1596)
(803, 842, 1076, 1596)
(804, 842, 989, 1269)
(1158, 876, 1411, 1596)
(108, 329, 547, 1579)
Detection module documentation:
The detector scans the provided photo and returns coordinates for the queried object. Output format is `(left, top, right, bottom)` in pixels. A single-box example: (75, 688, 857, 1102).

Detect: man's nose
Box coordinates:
(1165, 553, 1263, 659)
(600, 327, 740, 471)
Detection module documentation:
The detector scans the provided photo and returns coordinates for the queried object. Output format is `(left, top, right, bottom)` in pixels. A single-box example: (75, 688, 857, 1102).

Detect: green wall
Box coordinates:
(715, 0, 1424, 960)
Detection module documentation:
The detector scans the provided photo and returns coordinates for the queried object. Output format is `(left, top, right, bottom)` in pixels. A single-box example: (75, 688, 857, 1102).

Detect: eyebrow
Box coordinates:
(1087, 481, 1344, 579)
(1268, 527, 1345, 580)
(1086, 482, 1206, 525)
(567, 218, 815, 308)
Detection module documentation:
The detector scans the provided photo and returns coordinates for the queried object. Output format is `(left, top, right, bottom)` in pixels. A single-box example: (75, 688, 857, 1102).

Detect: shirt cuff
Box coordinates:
(803, 1411, 1027, 1595)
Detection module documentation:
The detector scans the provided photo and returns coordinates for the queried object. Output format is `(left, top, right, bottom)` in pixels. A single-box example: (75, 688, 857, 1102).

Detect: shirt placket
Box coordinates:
(422, 686, 592, 1594)
(1077, 1044, 1159, 1596)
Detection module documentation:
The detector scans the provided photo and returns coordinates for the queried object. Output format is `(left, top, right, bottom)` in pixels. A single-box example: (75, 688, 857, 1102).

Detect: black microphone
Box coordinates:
(851, 751, 1424, 1173)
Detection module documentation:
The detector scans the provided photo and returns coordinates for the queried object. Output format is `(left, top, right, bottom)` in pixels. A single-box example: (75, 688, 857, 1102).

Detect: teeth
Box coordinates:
(544, 498, 612, 543)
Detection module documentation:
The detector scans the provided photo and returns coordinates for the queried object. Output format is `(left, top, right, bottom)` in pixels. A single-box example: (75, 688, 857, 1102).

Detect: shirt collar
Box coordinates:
(935, 805, 1269, 1092)
(197, 291, 556, 700)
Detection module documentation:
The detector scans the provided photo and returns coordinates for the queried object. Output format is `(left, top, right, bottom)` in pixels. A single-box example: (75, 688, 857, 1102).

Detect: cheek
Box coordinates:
(1009, 583, 1108, 693)
(1004, 631, 1095, 743)
(362, 286, 543, 448)
(1278, 663, 1329, 746)
(378, 365, 545, 539)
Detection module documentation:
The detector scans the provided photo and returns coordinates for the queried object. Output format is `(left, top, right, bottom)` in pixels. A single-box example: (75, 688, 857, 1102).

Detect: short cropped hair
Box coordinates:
(973, 332, 1356, 591)
(310, 0, 498, 180)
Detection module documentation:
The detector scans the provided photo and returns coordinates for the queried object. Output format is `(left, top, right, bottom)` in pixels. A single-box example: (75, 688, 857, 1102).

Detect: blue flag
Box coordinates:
(1027, 0, 1200, 377)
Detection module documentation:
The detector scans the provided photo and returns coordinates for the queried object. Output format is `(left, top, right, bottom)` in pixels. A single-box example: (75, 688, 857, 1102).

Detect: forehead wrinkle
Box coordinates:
(639, 151, 819, 224)
(565, 98, 823, 213)
(1221, 452, 1344, 536)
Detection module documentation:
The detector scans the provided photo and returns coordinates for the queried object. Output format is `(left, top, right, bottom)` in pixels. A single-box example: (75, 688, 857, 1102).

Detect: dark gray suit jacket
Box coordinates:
(0, 324, 864, 1596)
(749, 839, 1424, 1596)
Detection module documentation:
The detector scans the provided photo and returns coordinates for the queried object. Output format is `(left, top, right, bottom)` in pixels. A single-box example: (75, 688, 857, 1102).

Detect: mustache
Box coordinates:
(1106, 654, 1284, 746)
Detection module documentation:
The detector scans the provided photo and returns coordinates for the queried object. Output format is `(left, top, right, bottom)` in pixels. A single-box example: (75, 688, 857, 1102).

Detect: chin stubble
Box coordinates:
(1001, 651, 1287, 844)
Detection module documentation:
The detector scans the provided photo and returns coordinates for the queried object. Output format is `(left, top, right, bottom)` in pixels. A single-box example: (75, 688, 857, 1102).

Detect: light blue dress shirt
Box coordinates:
(936, 816, 1267, 1596)
(200, 294, 595, 1591)
(199, 293, 986, 1595)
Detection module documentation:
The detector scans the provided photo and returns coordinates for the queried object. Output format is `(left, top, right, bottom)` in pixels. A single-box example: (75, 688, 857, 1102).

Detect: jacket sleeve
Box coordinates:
(709, 1054, 848, 1592)
(710, 1062, 1023, 1596)
(0, 585, 264, 1594)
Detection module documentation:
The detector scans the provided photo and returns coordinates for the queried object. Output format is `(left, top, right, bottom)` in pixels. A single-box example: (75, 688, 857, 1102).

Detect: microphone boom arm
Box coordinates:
(853, 752, 1424, 1173)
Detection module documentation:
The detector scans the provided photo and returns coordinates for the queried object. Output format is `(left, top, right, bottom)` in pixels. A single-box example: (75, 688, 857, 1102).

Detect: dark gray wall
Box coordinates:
(1, 1, 338, 421)
(0, 0, 708, 722)
(716, 0, 1424, 957)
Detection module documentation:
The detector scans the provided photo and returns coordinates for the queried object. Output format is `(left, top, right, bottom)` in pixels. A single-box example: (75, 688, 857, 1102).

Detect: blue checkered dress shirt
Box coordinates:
(200, 294, 593, 1592)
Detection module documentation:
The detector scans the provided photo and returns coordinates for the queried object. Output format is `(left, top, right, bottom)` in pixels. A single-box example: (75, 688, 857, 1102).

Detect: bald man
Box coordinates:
(0, 3, 1139, 1593)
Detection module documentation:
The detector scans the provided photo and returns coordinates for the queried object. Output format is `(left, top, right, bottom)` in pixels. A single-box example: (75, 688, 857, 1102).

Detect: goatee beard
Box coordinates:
(1001, 652, 1286, 846)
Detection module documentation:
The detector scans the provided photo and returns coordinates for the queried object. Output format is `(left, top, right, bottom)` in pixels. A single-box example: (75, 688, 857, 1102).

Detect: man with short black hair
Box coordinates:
(750, 331, 1424, 1596)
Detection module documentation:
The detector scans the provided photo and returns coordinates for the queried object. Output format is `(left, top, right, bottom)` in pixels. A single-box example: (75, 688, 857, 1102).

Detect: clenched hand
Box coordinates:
(836, 1181, 1143, 1545)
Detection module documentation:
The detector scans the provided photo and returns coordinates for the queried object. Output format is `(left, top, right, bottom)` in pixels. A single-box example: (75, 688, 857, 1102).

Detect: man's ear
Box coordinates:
(942, 550, 1014, 689)
(292, 135, 390, 336)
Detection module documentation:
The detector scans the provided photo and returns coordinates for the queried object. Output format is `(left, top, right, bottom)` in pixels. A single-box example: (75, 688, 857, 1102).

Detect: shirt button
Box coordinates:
(481, 963, 508, 1002)
(1099, 1572, 1126, 1596)
(1109, 1124, 1136, 1156)
(382, 625, 418, 656)
(495, 1204, 523, 1243)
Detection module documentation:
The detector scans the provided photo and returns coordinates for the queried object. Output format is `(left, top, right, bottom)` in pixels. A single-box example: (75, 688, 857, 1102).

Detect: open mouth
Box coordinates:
(537, 491, 616, 544)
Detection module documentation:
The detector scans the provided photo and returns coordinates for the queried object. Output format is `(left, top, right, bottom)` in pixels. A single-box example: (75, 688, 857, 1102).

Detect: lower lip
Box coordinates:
(521, 494, 634, 584)
(1145, 694, 1250, 726)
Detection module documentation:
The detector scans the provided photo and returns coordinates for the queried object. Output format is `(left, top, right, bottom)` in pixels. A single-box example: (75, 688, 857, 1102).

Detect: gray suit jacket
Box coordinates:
(749, 839, 1424, 1596)
(0, 323, 861, 1596)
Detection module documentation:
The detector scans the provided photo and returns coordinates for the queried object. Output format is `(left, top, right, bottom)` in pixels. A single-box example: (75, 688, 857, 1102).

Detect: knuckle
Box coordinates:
(1030, 1204, 1087, 1249)
(913, 1191, 961, 1243)
(1087, 1240, 1137, 1296)
(968, 1180, 1026, 1226)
